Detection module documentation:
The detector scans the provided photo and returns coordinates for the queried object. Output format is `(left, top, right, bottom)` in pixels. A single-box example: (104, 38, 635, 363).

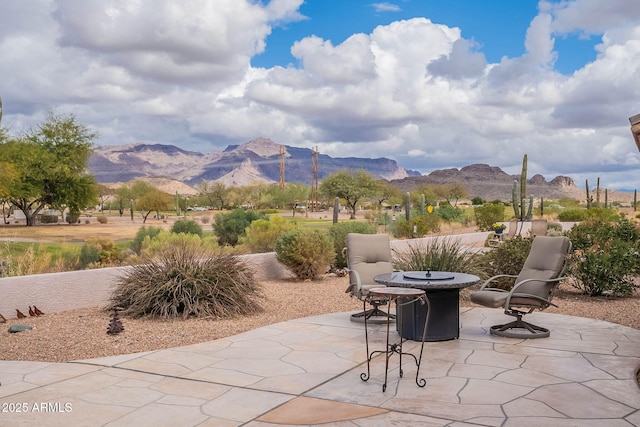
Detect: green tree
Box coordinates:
(320, 169, 378, 219)
(0, 113, 97, 226)
(372, 180, 400, 210)
(433, 182, 468, 207)
(136, 187, 172, 223)
(213, 208, 264, 246)
(266, 182, 310, 212)
(197, 181, 228, 210)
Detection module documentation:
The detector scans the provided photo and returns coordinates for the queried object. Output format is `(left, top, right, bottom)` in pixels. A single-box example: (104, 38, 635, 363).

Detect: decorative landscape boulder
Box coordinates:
(8, 324, 33, 333)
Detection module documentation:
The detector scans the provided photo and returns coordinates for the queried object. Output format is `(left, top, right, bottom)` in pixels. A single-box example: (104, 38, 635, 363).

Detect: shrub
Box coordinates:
(171, 219, 203, 237)
(275, 228, 335, 280)
(470, 237, 534, 289)
(140, 232, 219, 258)
(557, 209, 587, 222)
(39, 214, 58, 224)
(213, 209, 264, 246)
(243, 215, 296, 253)
(328, 221, 376, 269)
(435, 205, 464, 222)
(566, 218, 640, 296)
(585, 207, 619, 222)
(96, 214, 108, 224)
(474, 204, 505, 231)
(110, 237, 263, 319)
(66, 209, 80, 224)
(391, 215, 440, 238)
(393, 236, 476, 273)
(131, 226, 163, 254)
(547, 222, 563, 234)
(79, 238, 121, 268)
(200, 215, 211, 224)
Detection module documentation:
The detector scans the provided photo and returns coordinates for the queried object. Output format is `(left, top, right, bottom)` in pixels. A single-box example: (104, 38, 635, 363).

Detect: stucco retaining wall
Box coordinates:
(0, 252, 293, 320)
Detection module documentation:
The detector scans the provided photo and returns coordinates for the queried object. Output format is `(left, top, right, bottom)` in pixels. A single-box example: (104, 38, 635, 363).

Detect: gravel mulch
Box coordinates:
(0, 276, 639, 364)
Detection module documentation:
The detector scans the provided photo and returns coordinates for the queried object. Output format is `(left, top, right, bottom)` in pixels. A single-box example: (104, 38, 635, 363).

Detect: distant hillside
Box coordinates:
(390, 164, 633, 202)
(89, 139, 633, 203)
(89, 138, 418, 186)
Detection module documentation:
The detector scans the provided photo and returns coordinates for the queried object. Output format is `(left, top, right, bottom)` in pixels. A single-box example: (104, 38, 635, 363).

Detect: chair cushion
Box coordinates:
(346, 234, 393, 294)
(470, 289, 507, 308)
(513, 236, 570, 302)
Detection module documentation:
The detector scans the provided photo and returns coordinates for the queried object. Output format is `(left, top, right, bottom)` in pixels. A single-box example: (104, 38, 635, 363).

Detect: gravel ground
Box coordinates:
(1, 275, 638, 364)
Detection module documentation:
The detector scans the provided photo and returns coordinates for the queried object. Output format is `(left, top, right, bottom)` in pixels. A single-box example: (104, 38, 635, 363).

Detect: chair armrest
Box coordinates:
(344, 268, 363, 297)
(504, 276, 566, 308)
(478, 274, 518, 290)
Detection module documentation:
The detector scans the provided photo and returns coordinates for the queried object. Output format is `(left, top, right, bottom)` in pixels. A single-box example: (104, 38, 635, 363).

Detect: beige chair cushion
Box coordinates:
(346, 233, 393, 296)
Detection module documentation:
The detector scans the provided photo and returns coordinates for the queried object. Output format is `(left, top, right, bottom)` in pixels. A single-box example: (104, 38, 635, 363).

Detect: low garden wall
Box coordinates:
(0, 252, 294, 320)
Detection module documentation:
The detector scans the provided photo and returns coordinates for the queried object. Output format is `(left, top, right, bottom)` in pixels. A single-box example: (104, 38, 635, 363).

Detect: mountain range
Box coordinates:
(88, 138, 633, 202)
(89, 137, 418, 187)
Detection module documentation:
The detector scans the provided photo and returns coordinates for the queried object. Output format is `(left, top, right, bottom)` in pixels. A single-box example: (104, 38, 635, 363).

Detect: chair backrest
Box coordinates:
(512, 236, 571, 307)
(530, 219, 548, 236)
(505, 219, 518, 239)
(346, 233, 393, 289)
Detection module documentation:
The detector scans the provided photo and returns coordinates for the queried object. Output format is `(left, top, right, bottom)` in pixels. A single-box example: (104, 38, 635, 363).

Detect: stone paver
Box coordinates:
(0, 308, 638, 426)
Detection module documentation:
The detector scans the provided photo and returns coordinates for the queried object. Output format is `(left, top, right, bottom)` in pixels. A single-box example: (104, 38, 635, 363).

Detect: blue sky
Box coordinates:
(253, 1, 598, 74)
(1, 0, 640, 191)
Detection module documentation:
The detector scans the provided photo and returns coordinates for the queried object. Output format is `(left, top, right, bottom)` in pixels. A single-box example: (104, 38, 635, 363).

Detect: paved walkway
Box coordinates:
(1, 307, 639, 426)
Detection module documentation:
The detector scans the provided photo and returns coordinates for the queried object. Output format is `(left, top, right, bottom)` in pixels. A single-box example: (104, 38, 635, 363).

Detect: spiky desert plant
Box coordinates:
(110, 237, 263, 319)
(393, 236, 475, 273)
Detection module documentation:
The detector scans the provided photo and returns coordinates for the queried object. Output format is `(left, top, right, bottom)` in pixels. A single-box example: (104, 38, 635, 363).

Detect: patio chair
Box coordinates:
(344, 233, 395, 323)
(530, 218, 548, 236)
(470, 235, 572, 338)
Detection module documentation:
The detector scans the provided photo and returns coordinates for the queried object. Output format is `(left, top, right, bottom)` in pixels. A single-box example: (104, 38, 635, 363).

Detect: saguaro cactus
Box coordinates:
(512, 154, 533, 221)
(405, 192, 410, 221)
(586, 179, 592, 209)
(0, 96, 3, 124)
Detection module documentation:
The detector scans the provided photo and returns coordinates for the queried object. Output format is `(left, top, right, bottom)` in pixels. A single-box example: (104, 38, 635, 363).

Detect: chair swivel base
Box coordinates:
(489, 318, 550, 339)
(351, 307, 396, 324)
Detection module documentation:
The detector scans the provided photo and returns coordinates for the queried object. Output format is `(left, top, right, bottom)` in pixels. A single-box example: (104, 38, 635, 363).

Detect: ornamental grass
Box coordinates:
(109, 238, 264, 319)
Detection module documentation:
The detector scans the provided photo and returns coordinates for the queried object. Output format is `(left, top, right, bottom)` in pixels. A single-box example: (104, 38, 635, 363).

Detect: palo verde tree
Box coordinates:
(0, 113, 97, 226)
(320, 169, 378, 219)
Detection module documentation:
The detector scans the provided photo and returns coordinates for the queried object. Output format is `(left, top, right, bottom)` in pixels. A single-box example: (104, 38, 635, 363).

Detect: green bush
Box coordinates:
(566, 218, 640, 296)
(39, 214, 58, 224)
(474, 204, 505, 231)
(470, 237, 534, 289)
(393, 236, 476, 273)
(391, 214, 440, 238)
(328, 221, 376, 269)
(66, 209, 80, 224)
(110, 237, 263, 319)
(96, 214, 108, 224)
(585, 207, 619, 222)
(171, 219, 203, 237)
(213, 209, 264, 246)
(140, 232, 220, 258)
(557, 208, 587, 222)
(275, 228, 335, 280)
(131, 226, 163, 254)
(79, 238, 121, 268)
(435, 205, 464, 222)
(243, 215, 296, 253)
